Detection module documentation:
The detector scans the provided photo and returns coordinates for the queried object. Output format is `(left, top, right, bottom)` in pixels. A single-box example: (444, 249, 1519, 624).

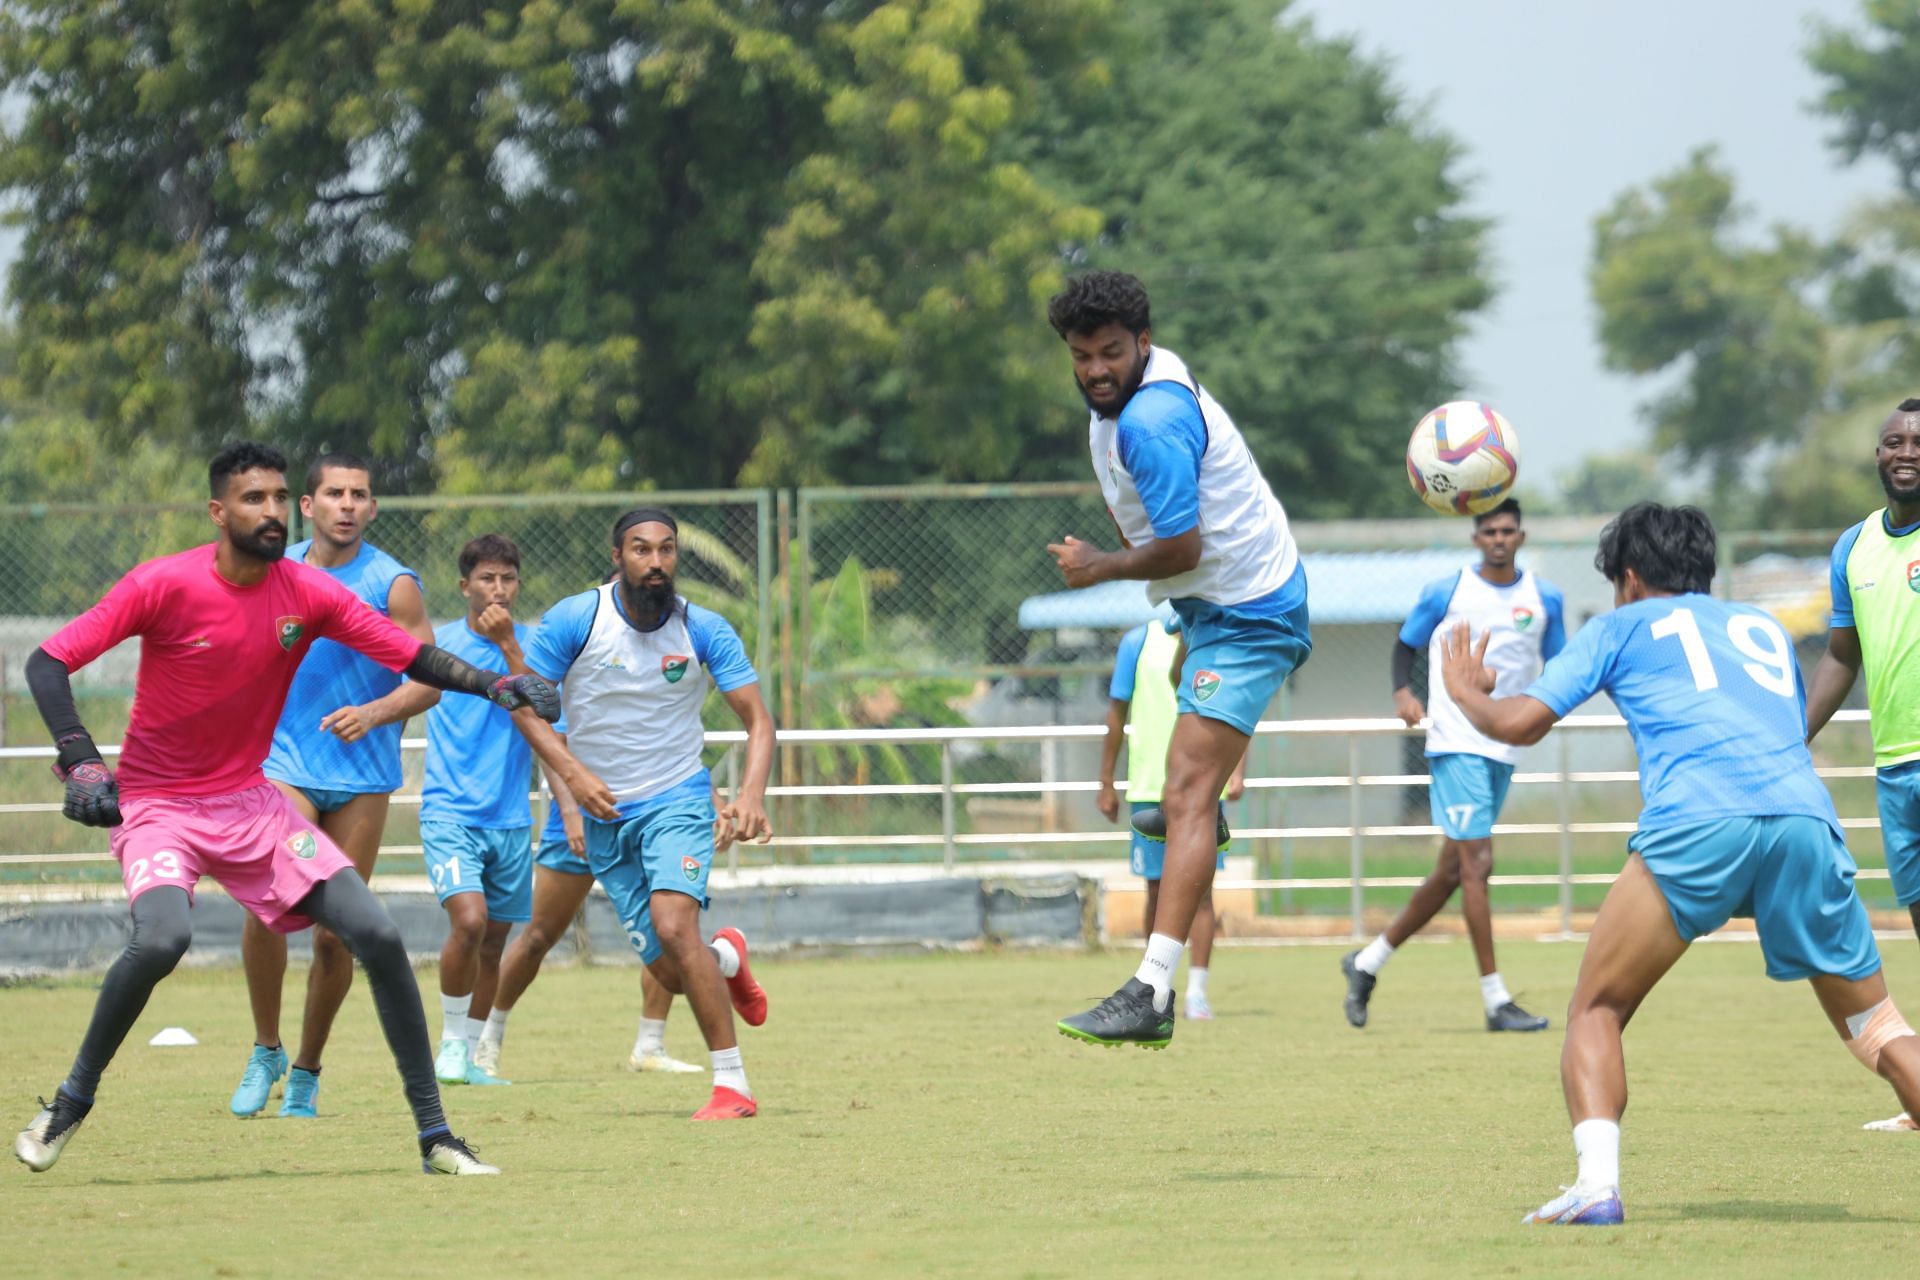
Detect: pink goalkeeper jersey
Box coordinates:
(41, 543, 424, 799)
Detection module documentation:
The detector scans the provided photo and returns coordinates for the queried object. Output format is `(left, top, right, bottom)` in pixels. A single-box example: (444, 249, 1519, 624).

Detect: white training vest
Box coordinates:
(1089, 347, 1298, 607)
(1423, 569, 1551, 764)
(560, 585, 710, 803)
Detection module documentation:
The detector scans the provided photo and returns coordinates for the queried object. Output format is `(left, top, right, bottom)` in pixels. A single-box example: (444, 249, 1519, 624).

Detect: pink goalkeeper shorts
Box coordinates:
(109, 781, 352, 933)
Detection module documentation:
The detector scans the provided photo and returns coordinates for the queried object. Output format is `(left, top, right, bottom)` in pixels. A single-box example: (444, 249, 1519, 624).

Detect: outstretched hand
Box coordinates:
(1439, 622, 1495, 700)
(1046, 535, 1108, 589)
(489, 673, 561, 722)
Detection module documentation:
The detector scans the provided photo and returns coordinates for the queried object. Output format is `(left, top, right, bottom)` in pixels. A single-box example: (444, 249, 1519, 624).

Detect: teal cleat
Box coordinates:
(464, 1063, 511, 1087)
(435, 1039, 470, 1086)
(229, 1044, 288, 1118)
(279, 1066, 320, 1118)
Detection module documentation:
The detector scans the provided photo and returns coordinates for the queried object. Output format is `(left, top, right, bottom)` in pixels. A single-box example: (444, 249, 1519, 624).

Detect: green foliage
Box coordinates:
(1809, 0, 1920, 195)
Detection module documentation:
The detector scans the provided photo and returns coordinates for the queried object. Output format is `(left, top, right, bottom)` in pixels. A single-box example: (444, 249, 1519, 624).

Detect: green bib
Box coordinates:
(1845, 509, 1920, 768)
(1124, 623, 1182, 803)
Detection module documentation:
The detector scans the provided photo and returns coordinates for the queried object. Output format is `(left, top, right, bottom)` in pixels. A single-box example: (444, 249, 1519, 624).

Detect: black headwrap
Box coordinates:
(611, 506, 677, 547)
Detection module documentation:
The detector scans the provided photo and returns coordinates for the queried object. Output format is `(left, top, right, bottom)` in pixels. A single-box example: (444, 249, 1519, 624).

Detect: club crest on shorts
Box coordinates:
(661, 655, 691, 683)
(1192, 669, 1222, 702)
(1907, 560, 1920, 593)
(1512, 606, 1535, 631)
(287, 831, 317, 860)
(276, 615, 305, 651)
(682, 856, 701, 883)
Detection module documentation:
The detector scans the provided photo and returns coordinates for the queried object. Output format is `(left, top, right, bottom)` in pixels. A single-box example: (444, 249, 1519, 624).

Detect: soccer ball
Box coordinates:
(1405, 401, 1520, 516)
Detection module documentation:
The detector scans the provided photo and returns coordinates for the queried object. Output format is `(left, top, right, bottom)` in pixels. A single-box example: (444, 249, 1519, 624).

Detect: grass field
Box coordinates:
(3, 939, 1919, 1278)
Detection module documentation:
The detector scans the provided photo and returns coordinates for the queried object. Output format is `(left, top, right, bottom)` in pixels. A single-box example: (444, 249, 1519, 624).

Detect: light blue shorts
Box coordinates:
(583, 773, 716, 965)
(1428, 754, 1515, 842)
(1630, 816, 1881, 982)
(1128, 801, 1228, 881)
(1874, 760, 1920, 906)
(534, 810, 591, 877)
(420, 822, 534, 923)
(1171, 598, 1311, 736)
(294, 784, 370, 815)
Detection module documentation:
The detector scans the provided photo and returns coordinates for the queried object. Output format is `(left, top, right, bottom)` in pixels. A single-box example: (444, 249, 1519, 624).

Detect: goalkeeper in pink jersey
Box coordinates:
(12, 442, 562, 1178)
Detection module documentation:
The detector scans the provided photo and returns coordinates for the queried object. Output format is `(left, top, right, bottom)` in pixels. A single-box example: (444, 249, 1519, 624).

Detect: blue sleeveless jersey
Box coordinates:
(263, 539, 420, 793)
(420, 618, 536, 828)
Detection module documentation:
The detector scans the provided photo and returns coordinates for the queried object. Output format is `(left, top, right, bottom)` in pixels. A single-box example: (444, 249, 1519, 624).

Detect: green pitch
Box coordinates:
(2, 940, 1917, 1278)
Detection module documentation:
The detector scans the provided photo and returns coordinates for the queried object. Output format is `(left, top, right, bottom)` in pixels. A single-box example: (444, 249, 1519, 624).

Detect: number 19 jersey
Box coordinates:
(1524, 593, 1838, 836)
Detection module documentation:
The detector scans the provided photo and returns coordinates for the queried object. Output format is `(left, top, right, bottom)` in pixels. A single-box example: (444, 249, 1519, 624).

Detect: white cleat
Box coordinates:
(421, 1134, 500, 1175)
(434, 1039, 471, 1086)
(1862, 1111, 1919, 1132)
(628, 1050, 704, 1074)
(1184, 995, 1215, 1021)
(472, 1038, 503, 1077)
(15, 1092, 89, 1173)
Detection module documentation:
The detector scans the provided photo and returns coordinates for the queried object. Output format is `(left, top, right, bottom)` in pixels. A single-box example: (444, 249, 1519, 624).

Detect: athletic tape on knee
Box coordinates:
(1845, 999, 1918, 1072)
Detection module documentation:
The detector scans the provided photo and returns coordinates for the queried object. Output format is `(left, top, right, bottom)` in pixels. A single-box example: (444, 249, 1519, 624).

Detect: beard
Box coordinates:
(1880, 463, 1920, 506)
(232, 520, 288, 562)
(1075, 356, 1147, 418)
(625, 572, 677, 620)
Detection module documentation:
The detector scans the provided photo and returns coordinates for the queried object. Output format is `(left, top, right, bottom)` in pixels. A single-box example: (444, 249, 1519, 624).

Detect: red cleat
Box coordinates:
(692, 1086, 757, 1121)
(714, 927, 768, 1027)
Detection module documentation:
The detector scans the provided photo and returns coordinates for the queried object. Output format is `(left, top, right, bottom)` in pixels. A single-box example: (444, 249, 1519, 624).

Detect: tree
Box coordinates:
(1809, 0, 1920, 195)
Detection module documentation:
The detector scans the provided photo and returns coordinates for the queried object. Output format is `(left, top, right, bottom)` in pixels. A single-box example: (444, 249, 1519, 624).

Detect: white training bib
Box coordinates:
(560, 584, 711, 803)
(1424, 568, 1552, 764)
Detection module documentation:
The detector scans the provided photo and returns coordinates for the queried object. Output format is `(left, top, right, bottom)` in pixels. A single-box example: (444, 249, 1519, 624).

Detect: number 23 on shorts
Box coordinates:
(125, 849, 187, 893)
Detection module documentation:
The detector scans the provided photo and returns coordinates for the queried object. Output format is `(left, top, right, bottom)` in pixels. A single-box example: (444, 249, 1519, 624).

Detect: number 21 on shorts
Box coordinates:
(1650, 607, 1795, 697)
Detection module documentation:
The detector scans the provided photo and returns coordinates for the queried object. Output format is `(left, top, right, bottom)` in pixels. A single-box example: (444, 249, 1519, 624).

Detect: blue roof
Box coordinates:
(1017, 551, 1477, 629)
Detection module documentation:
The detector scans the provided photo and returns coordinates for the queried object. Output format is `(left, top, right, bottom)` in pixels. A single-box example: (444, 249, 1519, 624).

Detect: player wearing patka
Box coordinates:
(1047, 270, 1310, 1049)
(1344, 498, 1563, 1033)
(14, 442, 560, 1177)
(1805, 397, 1920, 1132)
(232, 453, 434, 1121)
(1440, 502, 1920, 1226)
(513, 508, 776, 1120)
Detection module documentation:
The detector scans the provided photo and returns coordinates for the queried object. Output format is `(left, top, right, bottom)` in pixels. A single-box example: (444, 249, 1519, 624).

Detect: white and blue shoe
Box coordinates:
(279, 1066, 320, 1118)
(1524, 1185, 1624, 1226)
(435, 1039, 471, 1086)
(230, 1044, 288, 1118)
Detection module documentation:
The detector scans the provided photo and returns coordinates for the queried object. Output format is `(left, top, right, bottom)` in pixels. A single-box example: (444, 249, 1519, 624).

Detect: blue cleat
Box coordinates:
(1523, 1186, 1624, 1225)
(229, 1044, 288, 1118)
(464, 1063, 511, 1087)
(279, 1066, 320, 1118)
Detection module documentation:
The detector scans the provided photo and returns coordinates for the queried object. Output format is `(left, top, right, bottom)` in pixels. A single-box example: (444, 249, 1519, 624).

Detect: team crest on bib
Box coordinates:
(287, 831, 317, 860)
(1907, 560, 1920, 593)
(682, 856, 701, 883)
(661, 655, 691, 683)
(276, 616, 305, 651)
(1193, 669, 1222, 702)
(1512, 606, 1535, 631)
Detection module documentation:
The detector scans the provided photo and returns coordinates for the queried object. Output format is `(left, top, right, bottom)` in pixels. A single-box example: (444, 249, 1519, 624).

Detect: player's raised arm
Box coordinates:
(1439, 623, 1558, 747)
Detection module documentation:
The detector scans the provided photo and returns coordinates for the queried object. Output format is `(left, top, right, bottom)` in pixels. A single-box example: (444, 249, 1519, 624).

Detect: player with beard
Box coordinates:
(230, 454, 436, 1121)
(1806, 397, 1920, 1132)
(14, 441, 560, 1176)
(1046, 271, 1311, 1048)
(511, 509, 777, 1118)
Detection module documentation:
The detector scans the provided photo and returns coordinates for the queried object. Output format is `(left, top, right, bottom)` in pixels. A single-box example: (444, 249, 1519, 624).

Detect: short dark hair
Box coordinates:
(458, 534, 521, 579)
(306, 452, 373, 496)
(1898, 397, 1920, 413)
(1047, 271, 1151, 339)
(1594, 502, 1717, 595)
(1472, 497, 1522, 528)
(208, 441, 288, 498)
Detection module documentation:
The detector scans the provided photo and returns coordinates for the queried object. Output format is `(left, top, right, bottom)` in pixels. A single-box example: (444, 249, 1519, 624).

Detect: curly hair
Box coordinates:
(1047, 271, 1151, 339)
(1594, 502, 1717, 596)
(208, 441, 289, 498)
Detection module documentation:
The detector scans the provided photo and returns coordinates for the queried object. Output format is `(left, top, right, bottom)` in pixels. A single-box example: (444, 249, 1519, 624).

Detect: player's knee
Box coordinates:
(1458, 844, 1493, 881)
(133, 919, 192, 976)
(342, 916, 406, 969)
(1845, 998, 1919, 1075)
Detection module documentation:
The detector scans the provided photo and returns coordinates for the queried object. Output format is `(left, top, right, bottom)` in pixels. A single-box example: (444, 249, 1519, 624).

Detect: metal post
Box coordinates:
(1348, 734, 1364, 940)
(940, 742, 957, 871)
(1557, 731, 1574, 939)
(776, 491, 796, 788)
(1040, 738, 1058, 833)
(796, 491, 815, 836)
(755, 490, 773, 693)
(727, 746, 742, 874)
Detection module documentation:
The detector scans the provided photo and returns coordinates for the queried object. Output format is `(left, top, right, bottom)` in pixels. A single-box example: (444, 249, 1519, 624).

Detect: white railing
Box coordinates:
(0, 710, 1885, 938)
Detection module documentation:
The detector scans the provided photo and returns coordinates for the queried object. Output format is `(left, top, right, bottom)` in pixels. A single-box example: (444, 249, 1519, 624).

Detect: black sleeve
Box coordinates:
(404, 643, 502, 698)
(1390, 640, 1418, 694)
(27, 647, 101, 769)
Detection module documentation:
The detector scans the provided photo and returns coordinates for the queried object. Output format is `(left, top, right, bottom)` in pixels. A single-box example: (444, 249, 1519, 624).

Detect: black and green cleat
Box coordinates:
(1057, 978, 1175, 1049)
(1128, 801, 1232, 853)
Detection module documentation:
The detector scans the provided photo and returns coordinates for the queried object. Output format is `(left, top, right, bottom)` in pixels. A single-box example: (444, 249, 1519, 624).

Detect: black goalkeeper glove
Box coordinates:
(52, 732, 122, 828)
(487, 673, 562, 722)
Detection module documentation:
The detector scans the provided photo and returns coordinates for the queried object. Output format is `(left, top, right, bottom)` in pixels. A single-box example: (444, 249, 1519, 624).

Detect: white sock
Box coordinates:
(439, 992, 471, 1047)
(1480, 971, 1513, 1016)
(1355, 935, 1395, 975)
(1133, 933, 1184, 1011)
(709, 935, 741, 979)
(1186, 967, 1210, 1001)
(1572, 1118, 1621, 1193)
(635, 1017, 667, 1058)
(479, 1008, 510, 1049)
(466, 1016, 488, 1046)
(710, 1046, 750, 1097)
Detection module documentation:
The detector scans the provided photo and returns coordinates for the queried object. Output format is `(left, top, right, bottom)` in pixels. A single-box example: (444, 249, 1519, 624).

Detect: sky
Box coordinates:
(1291, 0, 1896, 487)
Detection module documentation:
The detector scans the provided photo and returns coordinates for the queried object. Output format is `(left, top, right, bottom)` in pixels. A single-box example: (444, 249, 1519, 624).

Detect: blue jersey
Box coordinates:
(1525, 593, 1838, 837)
(264, 540, 420, 793)
(419, 618, 536, 829)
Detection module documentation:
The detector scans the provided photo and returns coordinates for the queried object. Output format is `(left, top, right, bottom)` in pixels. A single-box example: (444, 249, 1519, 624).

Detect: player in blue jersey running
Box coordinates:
(1439, 502, 1920, 1226)
(231, 454, 437, 1119)
(513, 508, 777, 1119)
(1046, 271, 1311, 1048)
